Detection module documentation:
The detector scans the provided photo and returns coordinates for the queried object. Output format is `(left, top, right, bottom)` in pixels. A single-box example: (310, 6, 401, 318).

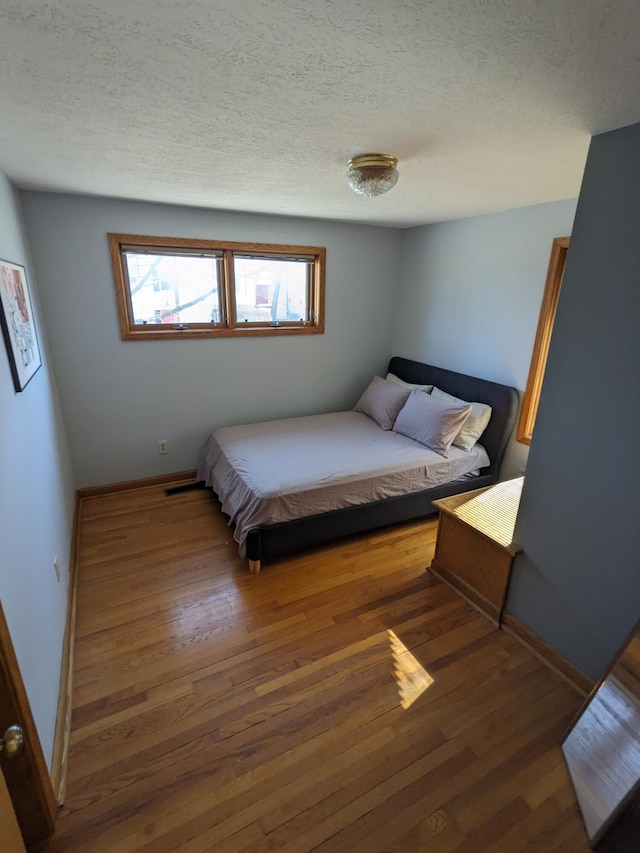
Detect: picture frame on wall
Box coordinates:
(0, 258, 42, 392)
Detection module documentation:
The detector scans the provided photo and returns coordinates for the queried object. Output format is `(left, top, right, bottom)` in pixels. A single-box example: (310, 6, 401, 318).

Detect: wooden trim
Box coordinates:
(77, 470, 197, 499)
(49, 493, 82, 805)
(313, 246, 326, 334)
(0, 602, 57, 843)
(517, 236, 570, 444)
(501, 612, 594, 696)
(114, 325, 325, 341)
(222, 248, 236, 329)
(430, 559, 500, 627)
(109, 233, 326, 255)
(108, 233, 134, 341)
(108, 233, 326, 341)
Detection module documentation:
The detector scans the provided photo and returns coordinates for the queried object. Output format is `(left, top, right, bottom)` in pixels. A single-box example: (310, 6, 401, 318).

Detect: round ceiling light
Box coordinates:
(347, 154, 399, 197)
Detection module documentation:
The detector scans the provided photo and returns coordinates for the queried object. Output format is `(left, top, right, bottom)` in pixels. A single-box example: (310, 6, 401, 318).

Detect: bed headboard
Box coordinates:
(388, 356, 519, 478)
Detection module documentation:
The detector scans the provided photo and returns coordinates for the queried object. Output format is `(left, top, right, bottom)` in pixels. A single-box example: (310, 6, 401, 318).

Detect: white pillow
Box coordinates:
(431, 386, 492, 451)
(385, 372, 433, 393)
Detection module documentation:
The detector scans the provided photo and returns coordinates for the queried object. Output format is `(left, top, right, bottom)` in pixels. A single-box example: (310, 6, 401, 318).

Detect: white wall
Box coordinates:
(510, 122, 640, 680)
(20, 193, 401, 487)
(391, 198, 578, 478)
(0, 172, 76, 767)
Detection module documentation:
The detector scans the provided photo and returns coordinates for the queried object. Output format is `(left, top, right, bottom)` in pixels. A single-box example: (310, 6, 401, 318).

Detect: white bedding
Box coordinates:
(196, 410, 490, 556)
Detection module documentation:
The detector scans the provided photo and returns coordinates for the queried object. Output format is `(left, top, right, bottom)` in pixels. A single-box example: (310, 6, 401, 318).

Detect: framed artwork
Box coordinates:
(0, 258, 42, 392)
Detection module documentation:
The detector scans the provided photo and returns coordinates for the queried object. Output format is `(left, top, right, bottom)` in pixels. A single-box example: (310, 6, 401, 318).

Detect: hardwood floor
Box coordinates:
(34, 484, 634, 851)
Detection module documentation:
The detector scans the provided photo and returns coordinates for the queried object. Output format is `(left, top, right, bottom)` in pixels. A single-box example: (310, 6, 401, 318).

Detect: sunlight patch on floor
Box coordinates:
(388, 629, 434, 709)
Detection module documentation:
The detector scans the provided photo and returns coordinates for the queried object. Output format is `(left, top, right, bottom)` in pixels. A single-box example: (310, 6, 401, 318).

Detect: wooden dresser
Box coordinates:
(430, 477, 523, 626)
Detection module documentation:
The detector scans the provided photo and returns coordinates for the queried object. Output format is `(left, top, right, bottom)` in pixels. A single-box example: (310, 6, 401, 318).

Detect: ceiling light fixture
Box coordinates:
(347, 154, 399, 197)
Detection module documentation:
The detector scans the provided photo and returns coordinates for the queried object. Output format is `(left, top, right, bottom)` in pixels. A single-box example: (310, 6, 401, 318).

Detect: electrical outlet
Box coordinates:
(158, 439, 169, 454)
(54, 557, 61, 582)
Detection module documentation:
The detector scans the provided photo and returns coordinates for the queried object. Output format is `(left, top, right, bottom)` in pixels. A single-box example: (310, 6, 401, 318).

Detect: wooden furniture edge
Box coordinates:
(501, 612, 594, 696)
(560, 616, 640, 742)
(559, 617, 640, 846)
(431, 484, 523, 556)
(49, 492, 82, 806)
(429, 559, 500, 627)
(77, 470, 197, 498)
(0, 602, 57, 841)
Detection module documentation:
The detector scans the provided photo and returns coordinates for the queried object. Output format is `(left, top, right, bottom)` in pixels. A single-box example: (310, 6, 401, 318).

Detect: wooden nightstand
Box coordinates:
(430, 477, 523, 626)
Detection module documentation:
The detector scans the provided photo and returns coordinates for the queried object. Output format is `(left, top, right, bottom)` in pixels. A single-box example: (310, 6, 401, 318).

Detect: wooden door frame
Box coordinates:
(0, 762, 26, 852)
(517, 236, 570, 444)
(0, 601, 57, 845)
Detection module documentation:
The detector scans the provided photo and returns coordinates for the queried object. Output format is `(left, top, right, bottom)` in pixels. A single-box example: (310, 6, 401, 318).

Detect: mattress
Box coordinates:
(197, 410, 490, 556)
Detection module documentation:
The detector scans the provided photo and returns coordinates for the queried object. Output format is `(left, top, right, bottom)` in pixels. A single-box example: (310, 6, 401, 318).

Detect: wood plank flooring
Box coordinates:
(34, 484, 637, 851)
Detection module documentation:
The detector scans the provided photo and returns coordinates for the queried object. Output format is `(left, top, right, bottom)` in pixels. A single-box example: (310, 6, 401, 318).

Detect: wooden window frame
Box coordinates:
(517, 236, 570, 444)
(109, 233, 326, 340)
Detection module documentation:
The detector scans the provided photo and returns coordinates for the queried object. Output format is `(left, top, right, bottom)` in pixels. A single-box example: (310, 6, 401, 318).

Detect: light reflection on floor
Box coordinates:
(388, 629, 434, 709)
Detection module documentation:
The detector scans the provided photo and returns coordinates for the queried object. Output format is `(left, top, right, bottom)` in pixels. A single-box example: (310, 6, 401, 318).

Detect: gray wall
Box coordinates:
(21, 193, 401, 487)
(0, 172, 76, 767)
(510, 123, 640, 680)
(391, 198, 578, 478)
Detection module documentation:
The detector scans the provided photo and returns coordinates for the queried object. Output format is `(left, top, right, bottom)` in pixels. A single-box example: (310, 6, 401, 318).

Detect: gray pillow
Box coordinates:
(354, 375, 411, 430)
(431, 386, 492, 451)
(393, 389, 472, 456)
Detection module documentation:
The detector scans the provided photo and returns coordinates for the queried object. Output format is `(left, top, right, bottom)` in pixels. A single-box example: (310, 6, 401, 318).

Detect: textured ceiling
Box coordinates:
(0, 1, 639, 228)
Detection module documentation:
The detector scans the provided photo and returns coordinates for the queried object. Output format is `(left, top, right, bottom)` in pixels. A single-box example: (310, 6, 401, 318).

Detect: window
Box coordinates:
(517, 236, 570, 444)
(108, 234, 325, 339)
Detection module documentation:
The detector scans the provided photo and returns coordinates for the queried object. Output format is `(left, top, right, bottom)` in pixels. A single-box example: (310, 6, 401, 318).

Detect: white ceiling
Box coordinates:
(0, 1, 639, 228)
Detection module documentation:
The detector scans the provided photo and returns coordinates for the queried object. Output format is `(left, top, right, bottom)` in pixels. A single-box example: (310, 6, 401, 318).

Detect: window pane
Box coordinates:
(125, 252, 222, 325)
(233, 257, 309, 324)
(110, 234, 324, 339)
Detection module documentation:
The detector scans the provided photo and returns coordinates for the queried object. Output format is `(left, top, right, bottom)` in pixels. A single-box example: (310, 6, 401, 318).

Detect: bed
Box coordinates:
(197, 357, 519, 572)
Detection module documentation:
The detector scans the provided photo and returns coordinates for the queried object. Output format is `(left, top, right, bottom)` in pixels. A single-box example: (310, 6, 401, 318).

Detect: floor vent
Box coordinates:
(164, 481, 206, 497)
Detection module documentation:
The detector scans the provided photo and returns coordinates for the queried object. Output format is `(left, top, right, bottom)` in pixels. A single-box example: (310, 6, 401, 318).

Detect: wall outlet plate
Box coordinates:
(158, 440, 169, 454)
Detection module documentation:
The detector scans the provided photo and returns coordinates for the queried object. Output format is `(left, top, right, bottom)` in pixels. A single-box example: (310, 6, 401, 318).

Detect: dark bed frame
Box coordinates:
(243, 356, 519, 571)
